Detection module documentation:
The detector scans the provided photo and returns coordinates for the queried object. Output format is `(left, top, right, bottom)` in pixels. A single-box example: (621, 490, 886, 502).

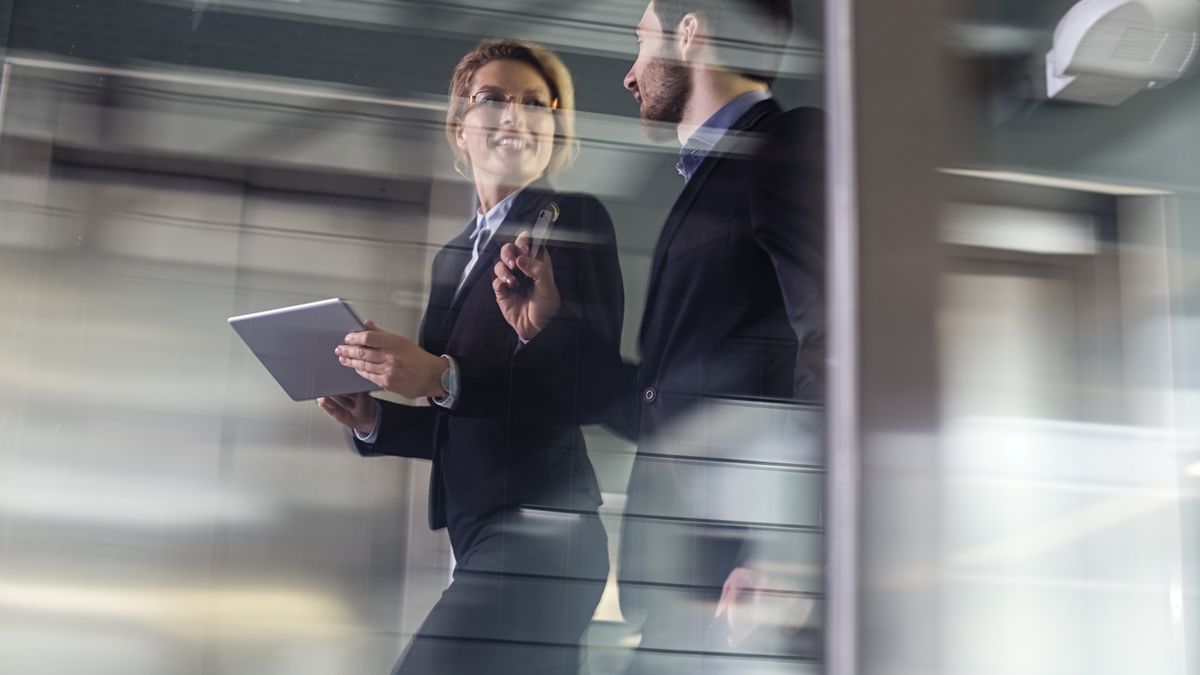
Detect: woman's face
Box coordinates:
(456, 59, 557, 188)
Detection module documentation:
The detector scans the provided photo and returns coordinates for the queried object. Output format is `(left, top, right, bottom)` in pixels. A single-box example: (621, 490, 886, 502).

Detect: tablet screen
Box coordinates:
(228, 298, 381, 401)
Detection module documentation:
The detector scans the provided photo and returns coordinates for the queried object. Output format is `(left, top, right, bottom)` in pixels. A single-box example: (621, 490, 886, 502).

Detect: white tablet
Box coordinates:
(228, 298, 381, 401)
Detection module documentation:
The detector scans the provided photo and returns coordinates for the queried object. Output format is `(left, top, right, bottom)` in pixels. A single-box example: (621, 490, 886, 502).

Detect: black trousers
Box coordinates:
(392, 508, 609, 675)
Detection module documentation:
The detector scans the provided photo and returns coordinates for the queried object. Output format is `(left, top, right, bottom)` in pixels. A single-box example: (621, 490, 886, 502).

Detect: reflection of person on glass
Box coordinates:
(316, 39, 623, 675)
(494, 0, 825, 668)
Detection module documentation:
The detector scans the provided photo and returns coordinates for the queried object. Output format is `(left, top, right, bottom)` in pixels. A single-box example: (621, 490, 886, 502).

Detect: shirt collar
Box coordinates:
(677, 88, 773, 182)
(472, 189, 521, 241)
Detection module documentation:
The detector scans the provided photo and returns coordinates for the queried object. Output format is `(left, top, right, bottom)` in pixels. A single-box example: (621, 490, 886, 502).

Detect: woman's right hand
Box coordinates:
(317, 392, 377, 436)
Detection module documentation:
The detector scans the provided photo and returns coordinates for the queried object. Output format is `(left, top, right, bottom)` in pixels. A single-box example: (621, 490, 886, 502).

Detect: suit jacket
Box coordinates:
(353, 183, 625, 535)
(615, 100, 826, 616)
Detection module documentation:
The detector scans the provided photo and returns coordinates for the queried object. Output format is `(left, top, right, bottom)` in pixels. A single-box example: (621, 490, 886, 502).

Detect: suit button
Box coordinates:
(643, 386, 657, 403)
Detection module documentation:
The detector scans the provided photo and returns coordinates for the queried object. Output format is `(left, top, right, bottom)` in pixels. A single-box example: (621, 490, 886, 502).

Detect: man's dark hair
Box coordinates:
(652, 0, 793, 85)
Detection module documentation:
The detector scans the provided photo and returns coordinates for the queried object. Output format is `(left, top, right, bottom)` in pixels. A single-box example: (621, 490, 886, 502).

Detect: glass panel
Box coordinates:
(0, 1, 827, 673)
(936, 1, 1199, 672)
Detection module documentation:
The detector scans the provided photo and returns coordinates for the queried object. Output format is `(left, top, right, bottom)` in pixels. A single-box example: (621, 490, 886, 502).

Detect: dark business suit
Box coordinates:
(614, 100, 826, 670)
(353, 184, 624, 675)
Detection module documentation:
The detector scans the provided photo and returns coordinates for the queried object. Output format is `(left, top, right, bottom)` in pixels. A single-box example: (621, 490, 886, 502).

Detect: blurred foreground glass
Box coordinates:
(932, 0, 1200, 672)
(0, 1, 827, 674)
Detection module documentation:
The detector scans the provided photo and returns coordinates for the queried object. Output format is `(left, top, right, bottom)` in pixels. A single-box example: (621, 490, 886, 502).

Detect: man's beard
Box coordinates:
(639, 56, 691, 143)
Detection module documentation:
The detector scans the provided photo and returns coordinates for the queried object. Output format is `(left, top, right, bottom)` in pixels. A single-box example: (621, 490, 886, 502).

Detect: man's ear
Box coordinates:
(454, 121, 467, 149)
(676, 12, 702, 62)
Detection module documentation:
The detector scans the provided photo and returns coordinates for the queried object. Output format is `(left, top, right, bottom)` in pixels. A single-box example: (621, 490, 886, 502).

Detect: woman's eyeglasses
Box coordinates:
(466, 87, 559, 115)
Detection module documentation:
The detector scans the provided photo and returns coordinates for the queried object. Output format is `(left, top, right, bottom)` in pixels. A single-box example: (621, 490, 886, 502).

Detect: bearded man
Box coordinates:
(492, 1, 826, 671)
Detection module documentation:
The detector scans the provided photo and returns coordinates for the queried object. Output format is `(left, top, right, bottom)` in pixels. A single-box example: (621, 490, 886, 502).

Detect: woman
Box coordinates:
(317, 40, 624, 674)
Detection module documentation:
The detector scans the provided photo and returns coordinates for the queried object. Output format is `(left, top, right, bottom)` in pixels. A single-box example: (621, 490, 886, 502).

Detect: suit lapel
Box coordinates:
(494, 181, 557, 246)
(420, 223, 474, 349)
(422, 224, 479, 534)
(437, 181, 556, 338)
(637, 99, 782, 349)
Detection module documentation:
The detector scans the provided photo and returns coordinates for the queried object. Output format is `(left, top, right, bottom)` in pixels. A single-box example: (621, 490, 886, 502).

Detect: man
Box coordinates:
(493, 0, 824, 670)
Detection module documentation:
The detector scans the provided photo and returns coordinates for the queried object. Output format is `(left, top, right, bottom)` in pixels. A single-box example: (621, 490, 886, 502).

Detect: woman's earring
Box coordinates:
(453, 156, 470, 179)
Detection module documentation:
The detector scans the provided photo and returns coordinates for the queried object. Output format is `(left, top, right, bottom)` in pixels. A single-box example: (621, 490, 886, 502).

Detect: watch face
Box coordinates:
(440, 357, 456, 396)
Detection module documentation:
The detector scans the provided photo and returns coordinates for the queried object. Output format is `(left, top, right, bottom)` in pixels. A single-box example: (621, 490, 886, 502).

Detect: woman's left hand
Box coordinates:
(336, 320, 448, 399)
(493, 230, 561, 341)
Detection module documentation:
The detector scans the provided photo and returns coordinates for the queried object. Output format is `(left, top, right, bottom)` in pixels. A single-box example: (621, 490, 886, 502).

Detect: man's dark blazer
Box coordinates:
(352, 183, 625, 539)
(614, 99, 826, 617)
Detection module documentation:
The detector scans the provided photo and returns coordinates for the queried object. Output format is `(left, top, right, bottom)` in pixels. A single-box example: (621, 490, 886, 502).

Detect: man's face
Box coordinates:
(624, 1, 691, 142)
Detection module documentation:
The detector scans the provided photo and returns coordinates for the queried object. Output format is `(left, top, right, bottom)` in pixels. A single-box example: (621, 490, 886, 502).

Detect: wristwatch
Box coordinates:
(433, 355, 458, 408)
(441, 355, 453, 396)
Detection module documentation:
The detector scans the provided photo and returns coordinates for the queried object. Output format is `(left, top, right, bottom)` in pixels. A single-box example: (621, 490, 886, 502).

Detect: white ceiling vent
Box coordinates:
(1046, 0, 1200, 105)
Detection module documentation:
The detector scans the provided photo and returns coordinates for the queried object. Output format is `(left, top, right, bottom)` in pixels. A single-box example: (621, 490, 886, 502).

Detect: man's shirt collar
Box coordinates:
(677, 88, 773, 183)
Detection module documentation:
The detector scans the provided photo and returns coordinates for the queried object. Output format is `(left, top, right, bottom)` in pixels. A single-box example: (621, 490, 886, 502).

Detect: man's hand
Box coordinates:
(335, 320, 449, 399)
(492, 230, 561, 342)
(714, 566, 765, 646)
(316, 392, 376, 435)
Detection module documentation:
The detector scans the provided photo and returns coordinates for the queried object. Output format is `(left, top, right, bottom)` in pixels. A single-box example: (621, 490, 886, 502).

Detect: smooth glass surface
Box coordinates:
(0, 1, 827, 673)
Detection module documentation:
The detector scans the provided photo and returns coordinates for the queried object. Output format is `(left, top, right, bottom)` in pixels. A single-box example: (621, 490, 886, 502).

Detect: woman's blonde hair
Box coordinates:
(445, 39, 578, 178)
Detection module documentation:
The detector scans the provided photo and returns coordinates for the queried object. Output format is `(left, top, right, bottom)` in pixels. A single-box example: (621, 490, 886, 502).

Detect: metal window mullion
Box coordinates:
(824, 0, 861, 671)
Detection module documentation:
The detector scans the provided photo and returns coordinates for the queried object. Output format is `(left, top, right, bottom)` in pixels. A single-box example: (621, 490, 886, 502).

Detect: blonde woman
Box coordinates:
(318, 40, 623, 674)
